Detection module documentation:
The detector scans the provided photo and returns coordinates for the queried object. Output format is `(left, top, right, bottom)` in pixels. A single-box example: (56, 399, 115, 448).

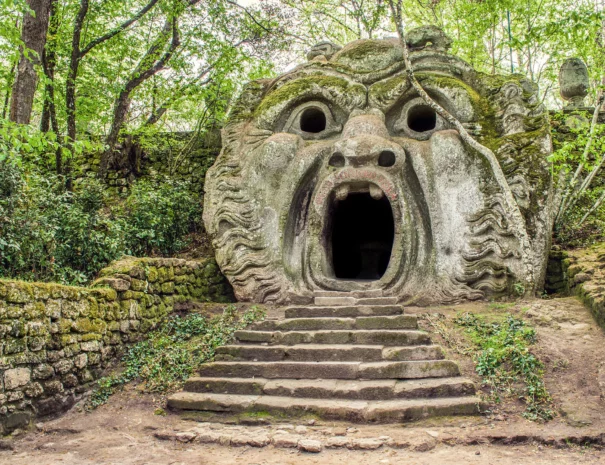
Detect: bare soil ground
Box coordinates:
(2, 296, 605, 464)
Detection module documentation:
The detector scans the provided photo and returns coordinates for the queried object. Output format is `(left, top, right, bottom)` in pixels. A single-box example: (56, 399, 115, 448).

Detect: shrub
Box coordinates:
(0, 163, 202, 285)
(122, 178, 202, 257)
(0, 162, 59, 281)
(455, 312, 554, 421)
(0, 119, 204, 285)
(88, 305, 265, 408)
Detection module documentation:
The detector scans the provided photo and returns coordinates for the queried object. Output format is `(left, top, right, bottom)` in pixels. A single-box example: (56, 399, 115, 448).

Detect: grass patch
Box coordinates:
(455, 312, 555, 422)
(87, 305, 265, 409)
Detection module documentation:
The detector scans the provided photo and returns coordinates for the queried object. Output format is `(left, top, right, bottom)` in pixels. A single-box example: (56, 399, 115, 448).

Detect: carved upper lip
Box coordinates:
(312, 168, 398, 215)
(334, 182, 385, 201)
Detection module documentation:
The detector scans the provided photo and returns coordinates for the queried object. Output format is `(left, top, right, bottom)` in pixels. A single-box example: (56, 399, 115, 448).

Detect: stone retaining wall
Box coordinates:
(560, 244, 605, 330)
(0, 257, 233, 435)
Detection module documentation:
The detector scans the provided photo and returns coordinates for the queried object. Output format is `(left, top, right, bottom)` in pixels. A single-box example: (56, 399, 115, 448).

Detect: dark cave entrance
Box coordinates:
(330, 192, 394, 280)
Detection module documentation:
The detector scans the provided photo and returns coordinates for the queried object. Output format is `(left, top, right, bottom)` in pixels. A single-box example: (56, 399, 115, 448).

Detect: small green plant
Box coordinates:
(513, 282, 525, 296)
(487, 302, 515, 311)
(87, 305, 265, 409)
(455, 312, 555, 422)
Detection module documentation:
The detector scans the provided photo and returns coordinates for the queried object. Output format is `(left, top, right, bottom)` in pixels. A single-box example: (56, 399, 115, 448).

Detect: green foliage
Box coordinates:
(455, 312, 554, 422)
(279, 0, 604, 109)
(87, 305, 265, 408)
(1, 0, 282, 152)
(122, 178, 202, 256)
(0, 163, 124, 284)
(0, 159, 202, 285)
(549, 112, 605, 246)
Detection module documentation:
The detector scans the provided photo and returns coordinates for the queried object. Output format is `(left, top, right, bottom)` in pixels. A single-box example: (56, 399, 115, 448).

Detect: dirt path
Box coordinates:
(2, 296, 605, 464)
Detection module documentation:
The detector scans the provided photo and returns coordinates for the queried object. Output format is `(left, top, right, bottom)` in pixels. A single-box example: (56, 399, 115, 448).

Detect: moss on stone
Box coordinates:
(336, 40, 395, 62)
(254, 75, 364, 117)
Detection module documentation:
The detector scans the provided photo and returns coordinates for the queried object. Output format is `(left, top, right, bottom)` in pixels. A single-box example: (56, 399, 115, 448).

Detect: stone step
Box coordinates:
(215, 344, 445, 362)
(234, 329, 432, 346)
(250, 315, 417, 332)
(313, 296, 399, 306)
(285, 305, 403, 319)
(314, 296, 357, 306)
(313, 289, 383, 298)
(167, 392, 483, 423)
(183, 376, 475, 400)
(197, 360, 460, 380)
(356, 297, 399, 305)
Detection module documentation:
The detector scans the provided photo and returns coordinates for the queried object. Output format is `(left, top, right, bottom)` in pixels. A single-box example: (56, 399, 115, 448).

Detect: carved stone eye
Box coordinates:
(391, 97, 446, 140)
(300, 107, 327, 133)
(283, 101, 342, 139)
(407, 104, 437, 133)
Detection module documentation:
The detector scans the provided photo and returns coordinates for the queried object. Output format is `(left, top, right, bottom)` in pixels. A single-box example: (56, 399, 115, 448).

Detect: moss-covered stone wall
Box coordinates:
(0, 256, 233, 435)
(77, 129, 222, 195)
(562, 244, 605, 330)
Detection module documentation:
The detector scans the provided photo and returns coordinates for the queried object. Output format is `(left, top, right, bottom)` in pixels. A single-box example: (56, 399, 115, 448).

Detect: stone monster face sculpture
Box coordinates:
(203, 29, 553, 304)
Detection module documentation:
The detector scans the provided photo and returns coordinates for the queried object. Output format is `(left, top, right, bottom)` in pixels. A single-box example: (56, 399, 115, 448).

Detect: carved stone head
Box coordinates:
(203, 28, 553, 304)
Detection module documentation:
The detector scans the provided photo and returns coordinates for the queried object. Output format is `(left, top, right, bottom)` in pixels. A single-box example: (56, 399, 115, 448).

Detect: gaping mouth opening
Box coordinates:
(328, 184, 395, 281)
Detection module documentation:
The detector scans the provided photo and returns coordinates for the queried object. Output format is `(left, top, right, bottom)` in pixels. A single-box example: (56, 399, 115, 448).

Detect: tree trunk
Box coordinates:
(40, 0, 58, 133)
(9, 0, 52, 124)
(2, 60, 17, 119)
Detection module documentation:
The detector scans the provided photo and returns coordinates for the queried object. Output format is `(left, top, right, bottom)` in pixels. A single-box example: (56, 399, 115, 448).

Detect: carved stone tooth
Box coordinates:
(369, 184, 384, 200)
(335, 184, 350, 201)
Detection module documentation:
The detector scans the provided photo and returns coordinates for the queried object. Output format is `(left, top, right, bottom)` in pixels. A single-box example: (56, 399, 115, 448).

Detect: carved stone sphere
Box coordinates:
(559, 58, 589, 108)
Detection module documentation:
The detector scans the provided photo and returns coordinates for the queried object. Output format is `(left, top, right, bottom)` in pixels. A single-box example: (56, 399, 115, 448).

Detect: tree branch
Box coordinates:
(79, 0, 160, 57)
(101, 16, 181, 175)
(555, 89, 605, 225)
(387, 0, 535, 289)
(579, 189, 605, 226)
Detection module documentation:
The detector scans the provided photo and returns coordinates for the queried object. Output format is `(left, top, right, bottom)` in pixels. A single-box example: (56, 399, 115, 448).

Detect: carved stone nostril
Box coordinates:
(329, 152, 345, 167)
(378, 150, 396, 167)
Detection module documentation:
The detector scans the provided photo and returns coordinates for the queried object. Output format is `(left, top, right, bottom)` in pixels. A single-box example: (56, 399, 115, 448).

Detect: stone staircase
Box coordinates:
(167, 291, 483, 423)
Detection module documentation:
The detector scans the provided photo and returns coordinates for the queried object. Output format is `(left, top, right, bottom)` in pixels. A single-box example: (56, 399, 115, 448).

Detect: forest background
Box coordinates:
(0, 0, 604, 286)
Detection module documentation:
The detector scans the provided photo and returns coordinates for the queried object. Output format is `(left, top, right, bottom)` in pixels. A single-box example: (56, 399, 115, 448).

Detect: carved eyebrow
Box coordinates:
(369, 73, 481, 121)
(368, 75, 411, 110)
(254, 75, 366, 129)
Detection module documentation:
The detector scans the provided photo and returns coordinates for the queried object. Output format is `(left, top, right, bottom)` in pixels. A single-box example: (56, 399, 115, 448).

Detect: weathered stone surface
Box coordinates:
(235, 329, 431, 346)
(325, 436, 351, 448)
(382, 345, 444, 361)
(4, 368, 31, 390)
(349, 437, 384, 450)
(175, 432, 196, 443)
(168, 391, 483, 423)
(203, 31, 553, 304)
(272, 433, 302, 448)
(285, 305, 403, 318)
(358, 360, 460, 379)
(216, 344, 384, 362)
(198, 361, 361, 380)
(298, 439, 323, 453)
